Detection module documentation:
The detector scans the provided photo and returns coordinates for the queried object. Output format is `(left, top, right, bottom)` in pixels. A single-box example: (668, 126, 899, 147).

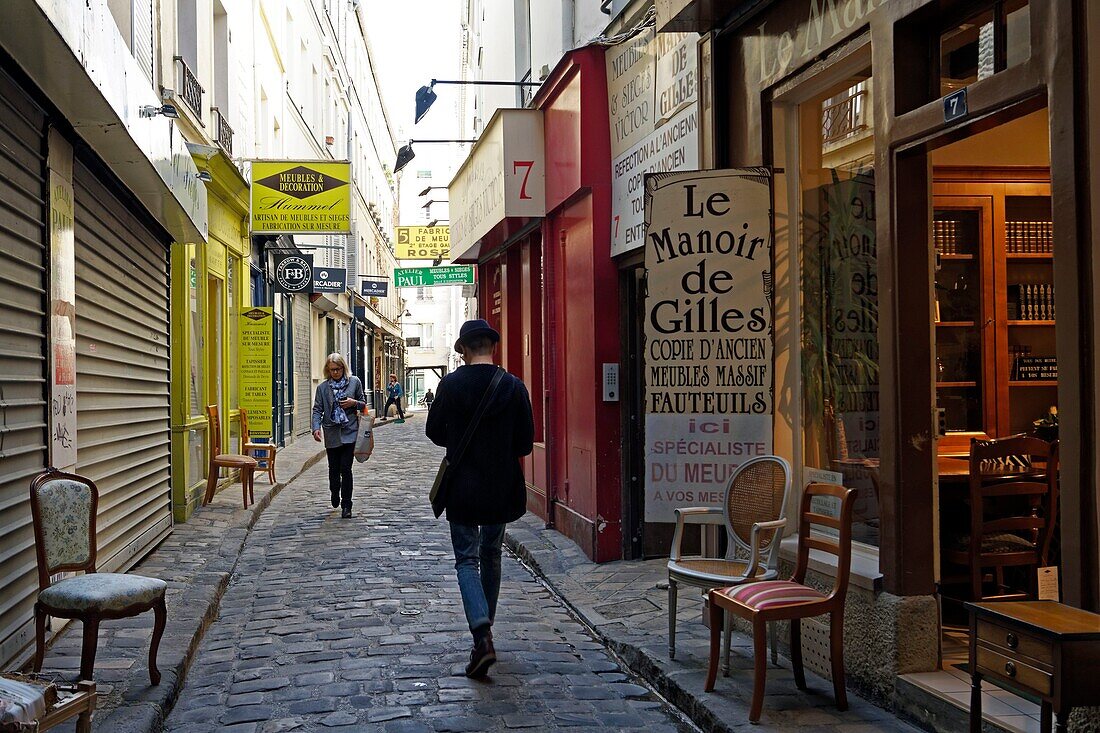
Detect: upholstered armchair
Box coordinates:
(29, 469, 167, 685)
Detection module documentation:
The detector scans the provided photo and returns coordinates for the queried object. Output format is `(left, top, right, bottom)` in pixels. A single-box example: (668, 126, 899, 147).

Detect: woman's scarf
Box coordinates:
(330, 375, 351, 425)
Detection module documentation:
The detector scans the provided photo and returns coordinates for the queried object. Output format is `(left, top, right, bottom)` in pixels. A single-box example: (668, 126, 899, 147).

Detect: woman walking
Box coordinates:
(311, 353, 367, 518)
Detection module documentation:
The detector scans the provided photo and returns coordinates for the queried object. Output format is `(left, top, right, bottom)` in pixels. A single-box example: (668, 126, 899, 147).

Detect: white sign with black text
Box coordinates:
(643, 169, 774, 523)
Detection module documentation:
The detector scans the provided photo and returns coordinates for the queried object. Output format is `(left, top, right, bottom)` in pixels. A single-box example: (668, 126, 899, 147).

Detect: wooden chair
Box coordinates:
(705, 482, 856, 723)
(202, 405, 258, 508)
(239, 408, 277, 484)
(667, 455, 792, 672)
(0, 676, 95, 733)
(943, 435, 1058, 601)
(29, 469, 167, 686)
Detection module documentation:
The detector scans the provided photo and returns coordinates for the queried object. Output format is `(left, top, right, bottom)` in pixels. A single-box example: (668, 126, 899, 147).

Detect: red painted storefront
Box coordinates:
(473, 48, 623, 561)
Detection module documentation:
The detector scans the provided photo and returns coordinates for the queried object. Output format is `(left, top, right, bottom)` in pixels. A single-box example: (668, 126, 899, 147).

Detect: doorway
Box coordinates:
(899, 106, 1060, 732)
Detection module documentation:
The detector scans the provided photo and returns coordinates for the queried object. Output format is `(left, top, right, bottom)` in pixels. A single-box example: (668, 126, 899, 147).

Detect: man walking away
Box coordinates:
(384, 374, 405, 421)
(426, 319, 534, 678)
(424, 388, 434, 410)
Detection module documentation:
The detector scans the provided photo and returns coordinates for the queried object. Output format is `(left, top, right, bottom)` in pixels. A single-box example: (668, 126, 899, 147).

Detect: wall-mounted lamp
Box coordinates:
(415, 78, 542, 123)
(418, 185, 447, 197)
(140, 103, 179, 119)
(196, 171, 213, 183)
(394, 139, 477, 174)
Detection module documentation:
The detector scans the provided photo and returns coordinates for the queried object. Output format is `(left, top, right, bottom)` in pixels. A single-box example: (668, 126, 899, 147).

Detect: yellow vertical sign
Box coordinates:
(239, 307, 273, 440)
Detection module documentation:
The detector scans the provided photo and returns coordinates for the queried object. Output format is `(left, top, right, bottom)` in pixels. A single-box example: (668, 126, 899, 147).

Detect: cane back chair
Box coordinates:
(29, 469, 167, 685)
(667, 455, 792, 671)
(203, 405, 258, 508)
(706, 482, 857, 723)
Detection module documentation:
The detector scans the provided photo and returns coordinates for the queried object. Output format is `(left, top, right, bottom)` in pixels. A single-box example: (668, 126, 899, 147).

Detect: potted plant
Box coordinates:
(1032, 406, 1058, 442)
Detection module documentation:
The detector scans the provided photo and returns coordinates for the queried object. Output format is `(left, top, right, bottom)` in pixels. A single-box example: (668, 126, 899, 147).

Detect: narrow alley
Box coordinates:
(163, 418, 690, 733)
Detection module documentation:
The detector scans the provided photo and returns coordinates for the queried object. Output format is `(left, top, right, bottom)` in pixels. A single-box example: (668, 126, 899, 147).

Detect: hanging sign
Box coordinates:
(608, 29, 700, 256)
(396, 225, 451, 260)
(239, 307, 274, 440)
(643, 168, 774, 522)
(48, 130, 77, 469)
(251, 160, 351, 234)
(312, 267, 346, 293)
(394, 265, 475, 287)
(360, 278, 389, 297)
(273, 253, 313, 293)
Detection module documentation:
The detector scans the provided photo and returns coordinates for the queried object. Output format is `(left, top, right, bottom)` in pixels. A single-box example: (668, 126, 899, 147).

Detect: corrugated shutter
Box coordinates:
(294, 295, 312, 436)
(132, 0, 155, 83)
(74, 160, 171, 573)
(0, 67, 48, 667)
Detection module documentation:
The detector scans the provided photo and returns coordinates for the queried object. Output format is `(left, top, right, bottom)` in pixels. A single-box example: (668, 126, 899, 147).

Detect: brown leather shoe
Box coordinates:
(464, 637, 496, 678)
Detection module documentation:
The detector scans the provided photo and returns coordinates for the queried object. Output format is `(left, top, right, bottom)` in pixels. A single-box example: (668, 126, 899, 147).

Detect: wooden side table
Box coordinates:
(967, 601, 1100, 733)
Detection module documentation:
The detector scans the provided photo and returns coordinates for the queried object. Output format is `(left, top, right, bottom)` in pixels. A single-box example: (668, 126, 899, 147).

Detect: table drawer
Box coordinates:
(977, 620, 1053, 665)
(977, 645, 1052, 697)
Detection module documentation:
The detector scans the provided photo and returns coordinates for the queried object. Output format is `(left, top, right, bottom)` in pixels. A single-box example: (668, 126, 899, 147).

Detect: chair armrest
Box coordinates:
(670, 507, 725, 562)
(746, 518, 788, 578)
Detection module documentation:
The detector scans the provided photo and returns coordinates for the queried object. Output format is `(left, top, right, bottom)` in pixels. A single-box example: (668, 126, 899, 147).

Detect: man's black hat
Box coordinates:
(454, 319, 500, 353)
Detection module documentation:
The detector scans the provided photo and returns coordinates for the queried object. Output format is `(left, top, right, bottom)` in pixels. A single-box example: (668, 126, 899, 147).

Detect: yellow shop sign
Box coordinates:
(251, 160, 351, 234)
(396, 225, 450, 260)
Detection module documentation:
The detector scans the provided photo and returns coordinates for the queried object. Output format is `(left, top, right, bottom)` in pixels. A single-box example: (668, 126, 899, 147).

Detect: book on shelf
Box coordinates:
(1012, 355, 1058, 381)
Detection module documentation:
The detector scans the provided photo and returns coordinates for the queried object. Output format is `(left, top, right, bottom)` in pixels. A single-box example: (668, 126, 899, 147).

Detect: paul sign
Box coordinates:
(643, 168, 774, 522)
(273, 253, 313, 293)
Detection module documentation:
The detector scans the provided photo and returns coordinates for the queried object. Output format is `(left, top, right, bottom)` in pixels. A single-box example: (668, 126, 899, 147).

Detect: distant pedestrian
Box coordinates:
(424, 389, 435, 410)
(426, 319, 534, 678)
(384, 374, 405, 420)
(311, 353, 367, 518)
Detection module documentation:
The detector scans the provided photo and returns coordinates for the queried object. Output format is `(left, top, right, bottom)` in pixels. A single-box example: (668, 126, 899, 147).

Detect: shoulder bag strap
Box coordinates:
(451, 367, 505, 469)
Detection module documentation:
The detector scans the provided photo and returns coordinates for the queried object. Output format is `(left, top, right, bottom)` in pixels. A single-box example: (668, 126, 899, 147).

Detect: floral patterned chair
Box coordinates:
(29, 469, 167, 685)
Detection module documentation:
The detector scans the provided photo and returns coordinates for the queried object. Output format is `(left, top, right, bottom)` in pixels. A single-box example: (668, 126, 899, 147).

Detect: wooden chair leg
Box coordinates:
(242, 469, 249, 508)
(203, 464, 218, 505)
(769, 621, 778, 666)
(79, 619, 99, 682)
(722, 609, 733, 676)
(268, 452, 277, 484)
(33, 604, 46, 672)
(704, 595, 723, 692)
(749, 619, 768, 723)
(668, 579, 677, 659)
(149, 596, 166, 685)
(248, 467, 255, 506)
(829, 611, 848, 711)
(790, 618, 806, 690)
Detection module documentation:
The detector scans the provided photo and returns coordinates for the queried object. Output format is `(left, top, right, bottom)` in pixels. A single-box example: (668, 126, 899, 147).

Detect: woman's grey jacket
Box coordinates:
(311, 375, 367, 448)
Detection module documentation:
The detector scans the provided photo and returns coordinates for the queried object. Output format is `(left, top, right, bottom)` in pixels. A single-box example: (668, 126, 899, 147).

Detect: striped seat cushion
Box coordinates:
(715, 580, 826, 610)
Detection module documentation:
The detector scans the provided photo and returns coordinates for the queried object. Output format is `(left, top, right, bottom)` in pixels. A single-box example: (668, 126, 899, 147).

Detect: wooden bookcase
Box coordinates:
(932, 167, 1056, 445)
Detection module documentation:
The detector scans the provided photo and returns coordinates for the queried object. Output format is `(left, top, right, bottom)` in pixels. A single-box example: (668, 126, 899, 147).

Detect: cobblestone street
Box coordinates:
(164, 417, 691, 733)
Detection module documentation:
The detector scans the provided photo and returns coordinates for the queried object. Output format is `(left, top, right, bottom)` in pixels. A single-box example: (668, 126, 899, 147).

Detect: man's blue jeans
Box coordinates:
(449, 522, 506, 634)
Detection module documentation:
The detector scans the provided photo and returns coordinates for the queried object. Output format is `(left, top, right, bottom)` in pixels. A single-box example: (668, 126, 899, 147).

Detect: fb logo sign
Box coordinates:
(276, 255, 311, 292)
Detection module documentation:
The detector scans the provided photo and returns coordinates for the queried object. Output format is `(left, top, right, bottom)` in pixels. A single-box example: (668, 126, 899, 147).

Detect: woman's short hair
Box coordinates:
(389, 373, 397, 380)
(323, 353, 351, 379)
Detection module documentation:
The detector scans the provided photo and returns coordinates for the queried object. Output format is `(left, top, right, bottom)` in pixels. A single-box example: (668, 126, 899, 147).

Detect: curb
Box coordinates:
(93, 417, 407, 732)
(504, 529, 740, 733)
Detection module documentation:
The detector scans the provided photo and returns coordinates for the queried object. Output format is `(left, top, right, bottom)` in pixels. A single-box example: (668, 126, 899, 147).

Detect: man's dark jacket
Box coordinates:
(425, 363, 534, 525)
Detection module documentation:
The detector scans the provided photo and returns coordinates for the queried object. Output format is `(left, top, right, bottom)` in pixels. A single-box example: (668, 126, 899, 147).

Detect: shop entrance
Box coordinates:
(899, 105, 1061, 728)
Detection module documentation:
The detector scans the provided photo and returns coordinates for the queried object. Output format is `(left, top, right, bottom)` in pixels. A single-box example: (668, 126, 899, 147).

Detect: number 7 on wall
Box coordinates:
(512, 160, 534, 200)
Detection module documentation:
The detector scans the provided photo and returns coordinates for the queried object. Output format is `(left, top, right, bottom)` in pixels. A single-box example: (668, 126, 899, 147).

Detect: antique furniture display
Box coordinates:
(666, 455, 792, 672)
(203, 404, 258, 508)
(705, 482, 856, 723)
(239, 408, 277, 484)
(28, 469, 167, 685)
(0, 676, 95, 733)
(967, 601, 1100, 733)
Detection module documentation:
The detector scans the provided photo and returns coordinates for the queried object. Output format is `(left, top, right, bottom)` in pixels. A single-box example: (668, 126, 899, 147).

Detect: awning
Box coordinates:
(448, 109, 545, 262)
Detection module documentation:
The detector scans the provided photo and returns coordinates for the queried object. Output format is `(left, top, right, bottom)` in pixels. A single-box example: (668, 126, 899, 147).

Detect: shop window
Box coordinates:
(795, 66, 881, 547)
(188, 254, 205, 479)
(228, 258, 240, 451)
(939, 1, 1030, 97)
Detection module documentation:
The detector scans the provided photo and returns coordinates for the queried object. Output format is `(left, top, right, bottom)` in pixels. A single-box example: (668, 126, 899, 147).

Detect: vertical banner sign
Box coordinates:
(607, 28, 700, 256)
(48, 130, 77, 469)
(239, 307, 274, 440)
(643, 169, 774, 522)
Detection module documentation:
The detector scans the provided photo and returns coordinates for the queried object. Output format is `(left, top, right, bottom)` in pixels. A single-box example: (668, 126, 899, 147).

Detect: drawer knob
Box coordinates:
(1004, 661, 1017, 678)
(1006, 633, 1018, 649)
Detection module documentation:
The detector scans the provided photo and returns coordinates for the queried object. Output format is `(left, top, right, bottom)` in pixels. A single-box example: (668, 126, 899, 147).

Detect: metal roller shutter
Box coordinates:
(0, 66, 48, 666)
(73, 160, 172, 573)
